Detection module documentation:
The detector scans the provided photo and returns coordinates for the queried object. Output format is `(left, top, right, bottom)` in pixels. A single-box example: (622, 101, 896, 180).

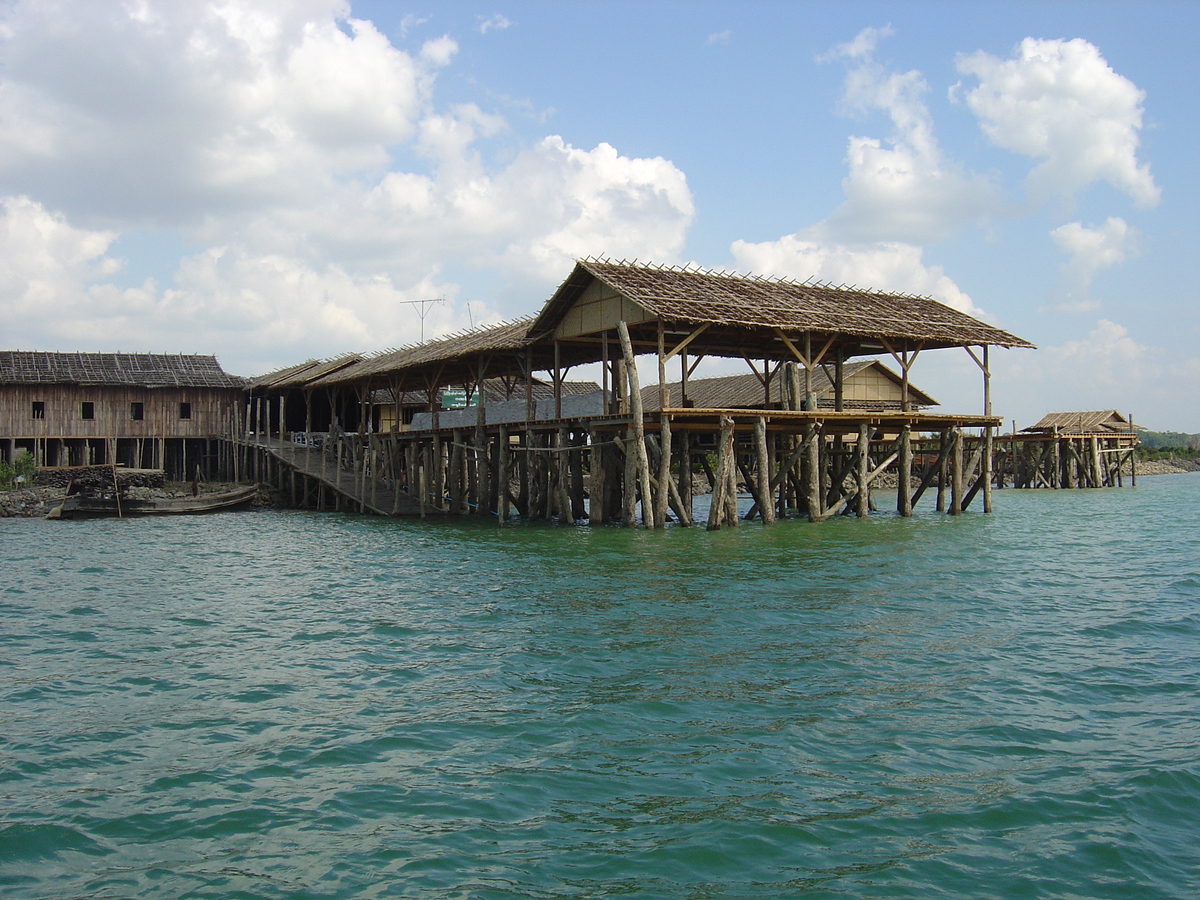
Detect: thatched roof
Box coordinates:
(309, 318, 538, 389)
(249, 259, 1034, 396)
(0, 351, 244, 388)
(533, 259, 1035, 352)
(1023, 410, 1136, 433)
(641, 360, 937, 411)
(250, 354, 362, 391)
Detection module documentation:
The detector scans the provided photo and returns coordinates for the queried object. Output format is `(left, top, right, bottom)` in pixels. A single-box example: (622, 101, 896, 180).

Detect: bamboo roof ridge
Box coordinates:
(311, 318, 536, 387)
(0, 351, 244, 388)
(1023, 410, 1137, 433)
(251, 354, 363, 391)
(534, 259, 1036, 350)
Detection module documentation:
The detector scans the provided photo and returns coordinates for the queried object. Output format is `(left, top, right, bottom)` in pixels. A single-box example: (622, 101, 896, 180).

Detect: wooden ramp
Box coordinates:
(251, 438, 433, 517)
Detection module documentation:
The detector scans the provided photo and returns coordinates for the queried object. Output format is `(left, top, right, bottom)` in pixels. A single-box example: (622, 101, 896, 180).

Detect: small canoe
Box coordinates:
(47, 485, 260, 519)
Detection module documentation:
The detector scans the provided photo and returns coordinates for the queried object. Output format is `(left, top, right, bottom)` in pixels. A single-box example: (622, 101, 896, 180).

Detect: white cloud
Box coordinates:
(0, 1, 696, 370)
(0, 195, 473, 372)
(706, 30, 731, 46)
(488, 137, 695, 280)
(816, 24, 893, 63)
(0, 1, 431, 221)
(730, 235, 980, 316)
(811, 27, 1000, 245)
(1049, 217, 1135, 311)
(478, 14, 511, 35)
(956, 38, 1159, 208)
(987, 318, 1190, 428)
(0, 196, 121, 319)
(419, 35, 458, 68)
(730, 30, 997, 322)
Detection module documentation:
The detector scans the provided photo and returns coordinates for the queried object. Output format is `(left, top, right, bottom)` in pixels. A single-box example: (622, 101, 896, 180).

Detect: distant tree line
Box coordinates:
(1137, 430, 1200, 460)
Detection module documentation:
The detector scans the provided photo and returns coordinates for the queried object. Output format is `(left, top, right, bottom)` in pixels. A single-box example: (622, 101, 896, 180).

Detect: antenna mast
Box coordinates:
(395, 297, 447, 343)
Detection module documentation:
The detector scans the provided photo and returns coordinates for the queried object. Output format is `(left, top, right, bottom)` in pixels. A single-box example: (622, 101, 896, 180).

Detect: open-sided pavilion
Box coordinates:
(241, 259, 1034, 527)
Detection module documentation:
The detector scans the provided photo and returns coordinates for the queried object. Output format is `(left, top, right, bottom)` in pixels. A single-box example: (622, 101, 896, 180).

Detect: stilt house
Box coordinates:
(0, 351, 245, 477)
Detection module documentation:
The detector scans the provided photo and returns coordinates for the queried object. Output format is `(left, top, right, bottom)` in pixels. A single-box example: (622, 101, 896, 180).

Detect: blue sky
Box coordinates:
(1, 0, 1196, 430)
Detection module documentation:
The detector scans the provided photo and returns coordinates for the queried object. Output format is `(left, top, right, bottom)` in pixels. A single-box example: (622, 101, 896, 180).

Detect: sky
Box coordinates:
(1, 0, 1196, 431)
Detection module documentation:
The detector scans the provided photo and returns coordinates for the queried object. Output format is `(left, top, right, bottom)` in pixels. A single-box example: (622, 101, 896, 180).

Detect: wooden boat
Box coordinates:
(47, 484, 259, 519)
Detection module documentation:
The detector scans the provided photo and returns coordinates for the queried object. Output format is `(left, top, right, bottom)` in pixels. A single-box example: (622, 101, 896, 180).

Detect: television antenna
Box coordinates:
(396, 296, 446, 342)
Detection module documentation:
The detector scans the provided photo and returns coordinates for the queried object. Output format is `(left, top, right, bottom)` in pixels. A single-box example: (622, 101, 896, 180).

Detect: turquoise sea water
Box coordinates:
(2, 476, 1198, 899)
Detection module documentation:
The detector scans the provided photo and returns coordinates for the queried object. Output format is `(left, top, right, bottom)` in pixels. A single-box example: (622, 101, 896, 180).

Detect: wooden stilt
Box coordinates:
(617, 321, 655, 528)
(856, 424, 870, 518)
(655, 415, 671, 527)
(498, 426, 511, 523)
(949, 427, 964, 515)
(754, 416, 775, 525)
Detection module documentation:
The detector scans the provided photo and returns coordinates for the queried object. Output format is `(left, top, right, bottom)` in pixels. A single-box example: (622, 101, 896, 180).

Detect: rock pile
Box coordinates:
(35, 465, 165, 492)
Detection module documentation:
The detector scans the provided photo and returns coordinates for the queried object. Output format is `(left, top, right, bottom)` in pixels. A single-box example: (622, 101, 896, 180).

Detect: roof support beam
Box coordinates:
(661, 323, 711, 364)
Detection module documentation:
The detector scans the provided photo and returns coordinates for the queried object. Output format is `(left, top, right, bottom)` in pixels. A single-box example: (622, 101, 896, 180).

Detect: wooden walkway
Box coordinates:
(247, 436, 433, 517)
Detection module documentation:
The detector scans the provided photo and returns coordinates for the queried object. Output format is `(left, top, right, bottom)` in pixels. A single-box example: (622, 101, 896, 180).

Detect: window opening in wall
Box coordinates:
(32, 401, 45, 419)
(179, 402, 192, 419)
(81, 401, 95, 420)
(130, 402, 144, 421)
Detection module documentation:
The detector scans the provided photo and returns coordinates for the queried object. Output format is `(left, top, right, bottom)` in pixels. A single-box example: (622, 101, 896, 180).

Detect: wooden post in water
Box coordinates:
(497, 426, 510, 522)
(450, 429, 464, 514)
(949, 427, 964, 515)
(655, 416, 671, 527)
(898, 425, 913, 517)
(856, 423, 870, 518)
(622, 431, 638, 527)
(754, 416, 775, 525)
(589, 428, 605, 524)
(617, 320, 654, 528)
(557, 427, 572, 524)
(983, 426, 994, 512)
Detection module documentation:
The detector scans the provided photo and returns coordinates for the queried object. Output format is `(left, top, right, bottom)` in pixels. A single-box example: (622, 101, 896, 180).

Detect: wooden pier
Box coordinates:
(239, 259, 1037, 527)
(993, 411, 1139, 490)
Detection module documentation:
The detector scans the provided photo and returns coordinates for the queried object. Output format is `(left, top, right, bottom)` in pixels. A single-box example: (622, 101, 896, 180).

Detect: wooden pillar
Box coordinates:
(856, 423, 870, 518)
(557, 427, 572, 524)
(803, 424, 821, 522)
(949, 427, 964, 515)
(707, 416, 736, 530)
(570, 432, 586, 521)
(983, 426, 994, 512)
(519, 428, 532, 518)
(936, 430, 948, 510)
(498, 425, 511, 523)
(622, 431, 638, 527)
(898, 425, 913, 517)
(589, 428, 605, 524)
(754, 416, 775, 525)
(655, 415, 671, 527)
(678, 431, 693, 524)
(450, 429, 464, 514)
(617, 320, 654, 528)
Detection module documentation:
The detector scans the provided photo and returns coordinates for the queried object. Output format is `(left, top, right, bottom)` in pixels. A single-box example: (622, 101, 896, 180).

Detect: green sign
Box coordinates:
(440, 389, 471, 410)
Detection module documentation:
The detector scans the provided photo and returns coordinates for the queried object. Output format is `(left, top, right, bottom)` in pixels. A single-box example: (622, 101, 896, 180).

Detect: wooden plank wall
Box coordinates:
(0, 385, 241, 439)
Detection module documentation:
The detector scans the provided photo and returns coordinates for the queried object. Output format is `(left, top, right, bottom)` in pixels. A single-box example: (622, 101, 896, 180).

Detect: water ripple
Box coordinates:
(1, 477, 1198, 898)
